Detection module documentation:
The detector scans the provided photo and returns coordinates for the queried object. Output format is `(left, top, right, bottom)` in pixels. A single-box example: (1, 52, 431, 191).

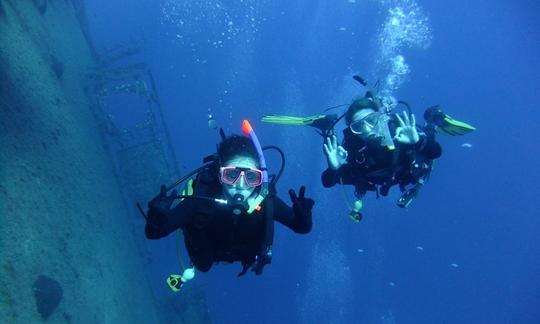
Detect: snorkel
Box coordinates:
(241, 119, 269, 214)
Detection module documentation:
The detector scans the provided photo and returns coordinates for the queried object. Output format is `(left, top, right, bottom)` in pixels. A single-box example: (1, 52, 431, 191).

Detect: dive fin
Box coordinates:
(261, 114, 338, 133)
(437, 115, 476, 136)
(424, 106, 476, 136)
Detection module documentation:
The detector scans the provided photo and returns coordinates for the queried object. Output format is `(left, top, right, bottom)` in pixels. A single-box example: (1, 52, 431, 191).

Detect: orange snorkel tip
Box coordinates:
(241, 119, 253, 136)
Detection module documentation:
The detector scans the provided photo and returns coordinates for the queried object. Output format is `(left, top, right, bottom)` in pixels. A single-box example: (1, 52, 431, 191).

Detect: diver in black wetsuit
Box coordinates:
(261, 77, 475, 222)
(321, 91, 474, 220)
(144, 125, 313, 286)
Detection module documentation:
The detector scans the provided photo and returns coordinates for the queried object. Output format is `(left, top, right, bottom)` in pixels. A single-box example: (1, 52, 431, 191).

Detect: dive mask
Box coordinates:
(350, 112, 380, 136)
(350, 112, 395, 150)
(220, 166, 263, 188)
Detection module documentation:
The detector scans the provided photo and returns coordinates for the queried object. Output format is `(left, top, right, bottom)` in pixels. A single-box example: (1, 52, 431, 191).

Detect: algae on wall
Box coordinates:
(0, 1, 161, 322)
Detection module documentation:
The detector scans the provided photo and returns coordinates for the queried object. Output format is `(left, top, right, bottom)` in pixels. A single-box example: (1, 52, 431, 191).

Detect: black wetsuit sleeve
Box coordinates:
(415, 135, 442, 159)
(322, 164, 360, 188)
(321, 167, 339, 188)
(145, 199, 194, 239)
(272, 196, 312, 234)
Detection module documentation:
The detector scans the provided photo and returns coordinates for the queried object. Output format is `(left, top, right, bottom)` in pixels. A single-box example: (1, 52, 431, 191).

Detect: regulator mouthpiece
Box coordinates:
(232, 194, 246, 215)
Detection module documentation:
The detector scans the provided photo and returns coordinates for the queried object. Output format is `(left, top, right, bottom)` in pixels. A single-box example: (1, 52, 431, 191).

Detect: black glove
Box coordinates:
(288, 186, 314, 218)
(149, 185, 177, 209)
(147, 185, 177, 226)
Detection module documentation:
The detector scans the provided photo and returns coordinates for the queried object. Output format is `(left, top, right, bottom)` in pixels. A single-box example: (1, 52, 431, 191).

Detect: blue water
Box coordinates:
(86, 1, 540, 323)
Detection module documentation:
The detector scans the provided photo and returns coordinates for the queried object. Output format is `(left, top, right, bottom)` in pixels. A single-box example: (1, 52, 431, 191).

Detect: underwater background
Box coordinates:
(1, 0, 539, 323)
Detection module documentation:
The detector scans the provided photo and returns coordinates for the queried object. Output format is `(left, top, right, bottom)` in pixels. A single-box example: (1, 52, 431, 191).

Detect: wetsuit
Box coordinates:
(145, 170, 312, 273)
(322, 116, 442, 197)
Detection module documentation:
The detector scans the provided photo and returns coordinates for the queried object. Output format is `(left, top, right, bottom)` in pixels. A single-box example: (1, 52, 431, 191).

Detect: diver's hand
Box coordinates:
(394, 111, 420, 145)
(288, 186, 314, 217)
(148, 185, 177, 210)
(147, 185, 177, 226)
(323, 135, 348, 170)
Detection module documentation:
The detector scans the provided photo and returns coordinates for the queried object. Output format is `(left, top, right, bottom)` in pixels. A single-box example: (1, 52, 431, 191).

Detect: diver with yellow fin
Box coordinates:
(141, 120, 313, 292)
(262, 76, 475, 221)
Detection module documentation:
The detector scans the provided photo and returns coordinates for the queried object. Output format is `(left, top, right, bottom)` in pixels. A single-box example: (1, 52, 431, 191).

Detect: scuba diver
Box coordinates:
(262, 76, 475, 221)
(142, 120, 313, 291)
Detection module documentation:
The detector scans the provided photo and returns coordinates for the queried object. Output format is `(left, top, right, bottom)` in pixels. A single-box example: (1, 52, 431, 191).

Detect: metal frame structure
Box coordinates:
(86, 43, 180, 205)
